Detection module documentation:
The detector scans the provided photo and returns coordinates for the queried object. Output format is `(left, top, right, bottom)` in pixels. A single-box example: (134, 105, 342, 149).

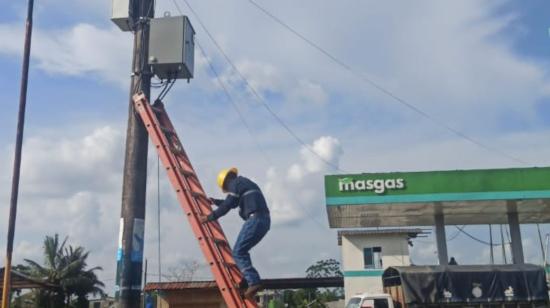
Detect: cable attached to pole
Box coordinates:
(489, 224, 494, 264)
(455, 225, 505, 247)
(157, 155, 162, 282)
(536, 224, 545, 265)
(500, 224, 508, 264)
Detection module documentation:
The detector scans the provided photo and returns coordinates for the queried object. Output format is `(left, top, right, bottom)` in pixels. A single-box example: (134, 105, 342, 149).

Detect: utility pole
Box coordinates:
(115, 0, 154, 307)
(1, 1, 34, 307)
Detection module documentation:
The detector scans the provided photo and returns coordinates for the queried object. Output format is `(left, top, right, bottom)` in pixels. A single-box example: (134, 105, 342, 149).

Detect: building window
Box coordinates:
(363, 247, 382, 269)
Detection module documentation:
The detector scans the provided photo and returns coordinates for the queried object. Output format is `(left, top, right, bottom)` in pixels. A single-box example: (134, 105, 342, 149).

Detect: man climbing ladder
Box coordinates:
(133, 93, 261, 307)
(200, 168, 271, 299)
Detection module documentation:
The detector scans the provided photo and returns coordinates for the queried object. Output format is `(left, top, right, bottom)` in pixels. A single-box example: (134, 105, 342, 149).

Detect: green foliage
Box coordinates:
(281, 259, 344, 307)
(14, 234, 105, 308)
(306, 259, 343, 278)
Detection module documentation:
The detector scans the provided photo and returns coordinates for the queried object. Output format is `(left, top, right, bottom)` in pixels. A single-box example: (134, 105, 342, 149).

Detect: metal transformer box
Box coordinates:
(111, 0, 133, 32)
(148, 16, 195, 80)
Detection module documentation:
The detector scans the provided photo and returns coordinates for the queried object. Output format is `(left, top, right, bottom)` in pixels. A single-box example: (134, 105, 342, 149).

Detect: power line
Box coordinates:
(157, 155, 162, 283)
(447, 226, 463, 241)
(455, 225, 506, 247)
(500, 224, 508, 264)
(489, 224, 494, 264)
(168, 1, 333, 235)
(131, 0, 155, 94)
(195, 40, 274, 166)
(536, 224, 545, 264)
(413, 225, 462, 244)
(197, 42, 331, 232)
(246, 0, 530, 166)
(174, 0, 346, 173)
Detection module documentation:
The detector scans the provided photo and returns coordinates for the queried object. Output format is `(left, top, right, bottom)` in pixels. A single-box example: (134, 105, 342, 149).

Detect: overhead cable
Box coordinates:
(246, 0, 530, 166)
(174, 0, 347, 173)
(195, 40, 274, 166)
(455, 225, 506, 247)
(196, 42, 333, 232)
(157, 155, 162, 283)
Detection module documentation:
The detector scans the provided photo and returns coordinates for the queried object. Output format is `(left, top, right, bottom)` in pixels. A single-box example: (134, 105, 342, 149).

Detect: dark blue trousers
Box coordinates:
(232, 214, 270, 286)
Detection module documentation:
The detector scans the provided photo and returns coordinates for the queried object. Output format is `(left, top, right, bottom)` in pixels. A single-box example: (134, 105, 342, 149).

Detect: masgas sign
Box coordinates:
(325, 167, 550, 200)
(338, 177, 406, 194)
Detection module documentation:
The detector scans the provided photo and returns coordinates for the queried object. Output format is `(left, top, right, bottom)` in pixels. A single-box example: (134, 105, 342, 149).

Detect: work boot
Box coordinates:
(244, 284, 262, 299)
(238, 279, 248, 290)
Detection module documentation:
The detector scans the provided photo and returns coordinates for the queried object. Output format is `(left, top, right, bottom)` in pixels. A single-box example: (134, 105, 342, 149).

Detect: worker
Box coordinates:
(449, 257, 458, 265)
(199, 167, 271, 299)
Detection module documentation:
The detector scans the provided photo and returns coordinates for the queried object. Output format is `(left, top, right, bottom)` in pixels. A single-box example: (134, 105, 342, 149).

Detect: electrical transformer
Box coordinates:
(148, 16, 195, 80)
(111, 0, 133, 32)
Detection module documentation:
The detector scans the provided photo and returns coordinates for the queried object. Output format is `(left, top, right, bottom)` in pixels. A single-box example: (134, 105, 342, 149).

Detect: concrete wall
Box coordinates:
(156, 289, 226, 308)
(341, 233, 411, 302)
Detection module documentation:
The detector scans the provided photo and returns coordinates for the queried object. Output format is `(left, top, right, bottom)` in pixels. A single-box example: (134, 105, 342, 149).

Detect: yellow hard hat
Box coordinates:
(217, 167, 238, 191)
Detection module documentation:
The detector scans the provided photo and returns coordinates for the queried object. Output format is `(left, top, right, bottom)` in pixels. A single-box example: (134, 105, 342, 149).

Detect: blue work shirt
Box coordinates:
(208, 176, 270, 221)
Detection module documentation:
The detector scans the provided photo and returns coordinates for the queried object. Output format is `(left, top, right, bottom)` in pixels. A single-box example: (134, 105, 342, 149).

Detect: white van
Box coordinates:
(345, 293, 395, 308)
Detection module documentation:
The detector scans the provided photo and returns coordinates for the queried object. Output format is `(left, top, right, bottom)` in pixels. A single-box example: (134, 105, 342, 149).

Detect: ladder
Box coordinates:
(132, 92, 258, 308)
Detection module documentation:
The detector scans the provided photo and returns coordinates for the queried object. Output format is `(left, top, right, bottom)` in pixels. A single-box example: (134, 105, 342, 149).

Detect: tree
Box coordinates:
(282, 259, 344, 307)
(15, 234, 105, 308)
(306, 259, 343, 278)
(162, 260, 201, 282)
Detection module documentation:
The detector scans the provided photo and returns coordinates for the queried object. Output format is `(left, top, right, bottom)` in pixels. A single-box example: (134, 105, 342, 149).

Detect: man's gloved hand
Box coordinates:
(209, 197, 217, 204)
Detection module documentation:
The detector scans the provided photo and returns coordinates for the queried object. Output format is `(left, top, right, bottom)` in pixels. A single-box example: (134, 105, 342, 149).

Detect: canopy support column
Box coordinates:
(435, 213, 448, 265)
(507, 202, 524, 264)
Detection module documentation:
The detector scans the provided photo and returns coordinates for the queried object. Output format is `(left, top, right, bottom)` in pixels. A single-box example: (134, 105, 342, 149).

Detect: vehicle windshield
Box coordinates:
(345, 298, 361, 308)
(374, 298, 389, 308)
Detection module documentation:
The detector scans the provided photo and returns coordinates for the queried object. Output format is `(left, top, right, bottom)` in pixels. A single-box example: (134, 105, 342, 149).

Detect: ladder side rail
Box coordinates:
(154, 106, 241, 265)
(133, 95, 246, 308)
(152, 103, 258, 308)
(155, 104, 251, 298)
(152, 104, 243, 280)
(154, 106, 209, 198)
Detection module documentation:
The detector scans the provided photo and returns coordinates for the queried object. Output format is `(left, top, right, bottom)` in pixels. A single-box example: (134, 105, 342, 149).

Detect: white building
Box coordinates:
(338, 229, 423, 301)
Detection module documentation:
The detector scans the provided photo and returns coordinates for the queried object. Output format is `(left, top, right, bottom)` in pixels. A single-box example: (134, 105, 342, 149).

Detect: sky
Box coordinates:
(2, 0, 550, 296)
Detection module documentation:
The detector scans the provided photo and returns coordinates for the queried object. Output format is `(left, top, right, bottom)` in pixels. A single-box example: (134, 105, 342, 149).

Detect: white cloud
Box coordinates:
(0, 23, 132, 87)
(289, 79, 328, 106)
(265, 136, 343, 224)
(0, 127, 124, 292)
(221, 59, 329, 107)
(410, 241, 438, 265)
(19, 126, 124, 196)
(182, 0, 550, 132)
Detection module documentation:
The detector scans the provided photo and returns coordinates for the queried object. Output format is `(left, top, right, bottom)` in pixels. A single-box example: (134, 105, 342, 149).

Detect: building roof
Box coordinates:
(261, 277, 343, 289)
(144, 277, 344, 292)
(0, 267, 57, 301)
(143, 281, 217, 291)
(337, 228, 426, 245)
(325, 167, 550, 228)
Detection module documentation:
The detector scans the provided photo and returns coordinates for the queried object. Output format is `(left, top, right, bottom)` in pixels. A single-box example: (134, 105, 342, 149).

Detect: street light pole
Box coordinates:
(2, 0, 34, 307)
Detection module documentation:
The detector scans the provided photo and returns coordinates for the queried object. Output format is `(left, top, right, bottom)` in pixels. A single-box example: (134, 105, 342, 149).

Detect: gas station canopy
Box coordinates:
(325, 167, 550, 228)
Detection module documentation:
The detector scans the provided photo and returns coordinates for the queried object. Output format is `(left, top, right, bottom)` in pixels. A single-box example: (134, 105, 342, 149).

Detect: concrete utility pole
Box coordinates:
(2, 1, 34, 307)
(115, 0, 154, 307)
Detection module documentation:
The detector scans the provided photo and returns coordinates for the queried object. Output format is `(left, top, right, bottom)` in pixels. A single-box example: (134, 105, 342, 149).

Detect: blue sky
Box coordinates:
(2, 0, 550, 295)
